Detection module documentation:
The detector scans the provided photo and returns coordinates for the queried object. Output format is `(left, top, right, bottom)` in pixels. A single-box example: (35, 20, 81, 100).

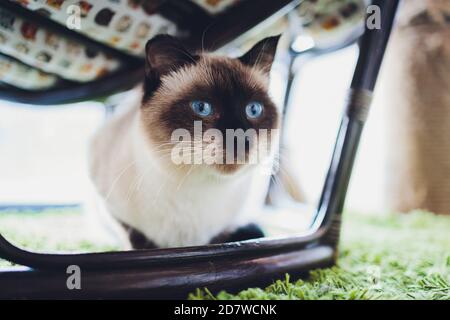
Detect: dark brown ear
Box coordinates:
(239, 35, 281, 76)
(144, 35, 198, 99)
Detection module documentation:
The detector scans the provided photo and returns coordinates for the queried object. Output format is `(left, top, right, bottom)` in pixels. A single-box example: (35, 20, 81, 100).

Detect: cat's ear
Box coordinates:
(239, 35, 281, 76)
(145, 35, 197, 80)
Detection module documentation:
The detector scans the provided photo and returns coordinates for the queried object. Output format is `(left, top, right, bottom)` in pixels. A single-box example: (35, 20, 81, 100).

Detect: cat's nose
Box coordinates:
(217, 114, 250, 132)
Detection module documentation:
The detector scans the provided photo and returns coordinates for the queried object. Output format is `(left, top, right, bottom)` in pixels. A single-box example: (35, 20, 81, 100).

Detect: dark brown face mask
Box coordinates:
(140, 35, 281, 173)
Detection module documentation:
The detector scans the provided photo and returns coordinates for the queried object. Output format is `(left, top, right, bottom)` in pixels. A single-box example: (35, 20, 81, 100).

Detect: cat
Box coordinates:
(88, 34, 281, 249)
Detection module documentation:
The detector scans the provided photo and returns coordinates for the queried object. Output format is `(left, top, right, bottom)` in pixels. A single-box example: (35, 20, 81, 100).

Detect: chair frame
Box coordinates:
(0, 0, 399, 299)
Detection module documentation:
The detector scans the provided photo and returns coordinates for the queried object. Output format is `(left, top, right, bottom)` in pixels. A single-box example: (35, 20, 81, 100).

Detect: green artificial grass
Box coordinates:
(0, 209, 449, 299)
(191, 211, 450, 300)
(0, 208, 117, 268)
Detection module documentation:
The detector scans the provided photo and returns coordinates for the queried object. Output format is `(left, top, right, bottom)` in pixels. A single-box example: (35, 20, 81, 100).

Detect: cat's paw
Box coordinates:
(211, 223, 265, 244)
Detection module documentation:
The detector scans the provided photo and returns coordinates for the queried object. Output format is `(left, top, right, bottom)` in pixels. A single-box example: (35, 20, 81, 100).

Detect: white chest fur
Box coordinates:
(89, 105, 269, 248)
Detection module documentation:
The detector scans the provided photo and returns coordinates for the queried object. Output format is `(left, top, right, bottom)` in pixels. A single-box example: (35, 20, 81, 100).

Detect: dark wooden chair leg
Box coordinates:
(313, 0, 400, 257)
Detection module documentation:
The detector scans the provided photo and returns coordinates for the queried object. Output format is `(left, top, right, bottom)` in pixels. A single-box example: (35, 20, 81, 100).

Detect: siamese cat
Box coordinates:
(89, 35, 281, 249)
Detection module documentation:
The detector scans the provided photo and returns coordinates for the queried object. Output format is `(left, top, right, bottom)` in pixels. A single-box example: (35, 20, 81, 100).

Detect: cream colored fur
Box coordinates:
(88, 88, 277, 248)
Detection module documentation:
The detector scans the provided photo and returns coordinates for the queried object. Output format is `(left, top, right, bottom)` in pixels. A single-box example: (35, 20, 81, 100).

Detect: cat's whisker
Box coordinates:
(201, 23, 215, 55)
(149, 169, 178, 209)
(247, 39, 270, 88)
(105, 159, 139, 202)
(168, 46, 197, 64)
(176, 165, 195, 191)
(126, 166, 152, 204)
(150, 179, 167, 208)
(125, 170, 143, 203)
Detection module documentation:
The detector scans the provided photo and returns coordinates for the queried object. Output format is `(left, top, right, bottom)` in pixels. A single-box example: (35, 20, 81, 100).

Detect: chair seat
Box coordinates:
(0, 0, 294, 104)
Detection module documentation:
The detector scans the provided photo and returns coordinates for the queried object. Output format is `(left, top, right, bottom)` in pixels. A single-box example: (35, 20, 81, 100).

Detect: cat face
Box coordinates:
(140, 35, 280, 175)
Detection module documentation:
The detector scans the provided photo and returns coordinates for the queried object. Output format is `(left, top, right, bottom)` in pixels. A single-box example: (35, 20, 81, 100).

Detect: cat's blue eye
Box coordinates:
(245, 102, 263, 119)
(191, 101, 212, 117)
